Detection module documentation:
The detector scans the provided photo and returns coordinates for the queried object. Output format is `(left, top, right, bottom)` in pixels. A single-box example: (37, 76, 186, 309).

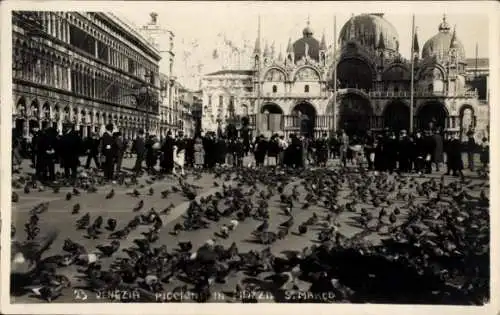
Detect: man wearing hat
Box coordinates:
(100, 123, 116, 182)
(84, 132, 101, 169)
(161, 130, 175, 174)
(398, 129, 413, 173)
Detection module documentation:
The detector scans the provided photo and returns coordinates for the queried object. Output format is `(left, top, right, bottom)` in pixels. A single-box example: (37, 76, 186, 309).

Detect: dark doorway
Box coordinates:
(384, 101, 410, 132)
(339, 93, 373, 137)
(292, 102, 316, 139)
(417, 101, 447, 131)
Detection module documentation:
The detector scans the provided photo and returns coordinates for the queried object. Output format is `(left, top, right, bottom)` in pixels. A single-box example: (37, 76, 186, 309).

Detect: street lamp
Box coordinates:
(131, 74, 160, 136)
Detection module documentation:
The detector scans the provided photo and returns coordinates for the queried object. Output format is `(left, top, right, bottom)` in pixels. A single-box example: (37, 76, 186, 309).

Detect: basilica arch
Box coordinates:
(383, 100, 410, 132)
(291, 101, 317, 138)
(335, 56, 374, 90)
(417, 101, 448, 131)
(338, 91, 373, 137)
(260, 102, 284, 133)
(459, 104, 476, 141)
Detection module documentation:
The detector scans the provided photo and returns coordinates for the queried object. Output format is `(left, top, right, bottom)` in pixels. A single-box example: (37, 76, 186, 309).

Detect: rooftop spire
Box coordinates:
(450, 25, 459, 48)
(349, 14, 356, 40)
(286, 37, 293, 53)
(377, 32, 385, 50)
(320, 31, 327, 50)
(253, 15, 261, 54)
(303, 14, 313, 37)
(438, 14, 451, 32)
(278, 44, 284, 61)
(263, 40, 270, 57)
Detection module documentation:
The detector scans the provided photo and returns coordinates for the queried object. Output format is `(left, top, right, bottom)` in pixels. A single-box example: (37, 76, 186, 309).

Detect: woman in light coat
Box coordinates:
(173, 136, 186, 176)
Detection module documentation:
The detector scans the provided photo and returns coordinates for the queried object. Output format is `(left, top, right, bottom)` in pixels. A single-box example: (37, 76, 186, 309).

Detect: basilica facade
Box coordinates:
(201, 14, 488, 140)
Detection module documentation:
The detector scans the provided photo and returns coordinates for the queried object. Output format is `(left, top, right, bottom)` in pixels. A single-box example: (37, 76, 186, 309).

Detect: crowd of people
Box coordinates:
(11, 123, 489, 186)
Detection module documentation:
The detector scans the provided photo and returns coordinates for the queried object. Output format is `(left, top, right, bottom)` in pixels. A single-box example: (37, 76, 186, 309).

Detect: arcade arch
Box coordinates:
(291, 101, 317, 138)
(417, 101, 448, 131)
(383, 100, 410, 132)
(338, 92, 373, 137)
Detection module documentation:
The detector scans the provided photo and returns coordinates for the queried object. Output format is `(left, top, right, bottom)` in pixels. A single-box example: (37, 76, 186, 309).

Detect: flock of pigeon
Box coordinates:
(10, 164, 490, 304)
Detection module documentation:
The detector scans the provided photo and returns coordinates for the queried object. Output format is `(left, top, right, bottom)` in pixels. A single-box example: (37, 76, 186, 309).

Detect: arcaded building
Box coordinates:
(12, 11, 162, 139)
(201, 14, 489, 140)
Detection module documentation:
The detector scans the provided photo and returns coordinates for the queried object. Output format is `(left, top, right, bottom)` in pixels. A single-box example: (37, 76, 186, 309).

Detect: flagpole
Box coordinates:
(332, 15, 337, 134)
(410, 14, 415, 133)
(256, 15, 262, 138)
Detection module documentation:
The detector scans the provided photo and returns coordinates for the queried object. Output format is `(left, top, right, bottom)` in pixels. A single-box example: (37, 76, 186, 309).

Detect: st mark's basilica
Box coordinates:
(201, 13, 489, 140)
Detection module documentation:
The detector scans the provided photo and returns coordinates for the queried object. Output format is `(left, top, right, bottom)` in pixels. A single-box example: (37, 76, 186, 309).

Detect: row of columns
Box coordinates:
(253, 114, 476, 134)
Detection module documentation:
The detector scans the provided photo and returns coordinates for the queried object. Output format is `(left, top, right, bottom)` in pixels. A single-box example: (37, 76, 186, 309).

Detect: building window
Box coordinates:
(272, 85, 277, 93)
(304, 85, 310, 93)
(428, 83, 433, 92)
(219, 95, 223, 107)
(394, 86, 399, 93)
(208, 95, 212, 106)
(69, 25, 95, 56)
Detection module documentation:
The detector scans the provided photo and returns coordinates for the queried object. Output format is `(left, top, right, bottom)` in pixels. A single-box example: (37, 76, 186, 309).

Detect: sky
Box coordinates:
(110, 1, 491, 89)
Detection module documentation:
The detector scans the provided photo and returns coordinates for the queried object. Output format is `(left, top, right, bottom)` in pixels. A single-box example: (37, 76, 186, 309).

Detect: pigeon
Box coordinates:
(96, 240, 120, 257)
(72, 188, 80, 196)
(298, 223, 308, 235)
(12, 192, 19, 203)
(28, 284, 64, 302)
(133, 200, 144, 212)
(106, 218, 117, 231)
(105, 189, 115, 199)
(72, 203, 81, 214)
(24, 185, 30, 194)
(148, 187, 154, 196)
(66, 192, 72, 201)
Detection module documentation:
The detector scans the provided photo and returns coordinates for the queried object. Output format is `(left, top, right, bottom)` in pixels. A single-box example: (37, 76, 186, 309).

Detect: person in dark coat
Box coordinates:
(161, 130, 175, 174)
(32, 129, 45, 181)
(413, 131, 426, 174)
(266, 135, 280, 166)
(133, 130, 146, 175)
(466, 130, 476, 171)
(422, 130, 436, 174)
(479, 137, 489, 169)
(203, 133, 216, 169)
(100, 124, 116, 182)
(363, 131, 375, 170)
(398, 130, 413, 173)
(145, 135, 155, 174)
(185, 137, 195, 169)
(114, 132, 126, 174)
(289, 134, 303, 168)
(38, 127, 58, 183)
(253, 135, 267, 167)
(374, 135, 385, 172)
(383, 132, 398, 173)
(60, 125, 82, 181)
(216, 136, 227, 165)
(432, 129, 444, 172)
(84, 132, 101, 169)
(315, 133, 329, 167)
(446, 133, 464, 178)
(329, 134, 339, 159)
(234, 137, 244, 167)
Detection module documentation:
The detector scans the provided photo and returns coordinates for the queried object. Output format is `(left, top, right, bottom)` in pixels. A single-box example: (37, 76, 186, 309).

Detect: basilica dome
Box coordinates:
(339, 14, 400, 51)
(421, 16, 466, 62)
(293, 20, 321, 63)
